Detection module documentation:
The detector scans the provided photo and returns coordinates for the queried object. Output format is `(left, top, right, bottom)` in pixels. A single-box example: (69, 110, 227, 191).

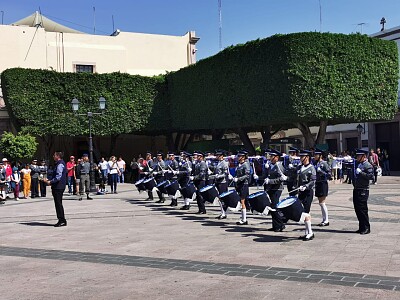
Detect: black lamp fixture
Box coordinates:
(356, 123, 365, 134)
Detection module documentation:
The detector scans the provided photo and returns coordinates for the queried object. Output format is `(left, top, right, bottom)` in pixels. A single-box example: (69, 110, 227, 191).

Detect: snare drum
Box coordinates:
(276, 196, 304, 222)
(180, 183, 196, 199)
(199, 185, 219, 203)
(143, 178, 157, 191)
(219, 190, 240, 208)
(134, 178, 146, 192)
(247, 191, 272, 213)
(165, 180, 180, 196)
(156, 180, 170, 194)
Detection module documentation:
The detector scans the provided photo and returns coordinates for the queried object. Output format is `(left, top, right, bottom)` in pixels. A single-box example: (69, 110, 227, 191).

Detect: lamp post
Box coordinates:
(356, 124, 364, 148)
(72, 97, 106, 192)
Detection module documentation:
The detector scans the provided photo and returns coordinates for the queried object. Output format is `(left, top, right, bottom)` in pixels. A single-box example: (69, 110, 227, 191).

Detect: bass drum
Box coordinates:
(276, 196, 304, 222)
(247, 191, 271, 213)
(219, 190, 240, 208)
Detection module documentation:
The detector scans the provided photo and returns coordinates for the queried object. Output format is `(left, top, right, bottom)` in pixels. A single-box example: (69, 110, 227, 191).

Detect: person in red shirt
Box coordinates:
(66, 156, 76, 195)
(2, 158, 12, 199)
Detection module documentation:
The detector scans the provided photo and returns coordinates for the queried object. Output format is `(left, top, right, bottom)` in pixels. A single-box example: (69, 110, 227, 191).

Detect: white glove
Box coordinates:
(208, 169, 213, 175)
(187, 168, 192, 173)
(228, 174, 233, 180)
(148, 167, 153, 172)
(189, 176, 194, 181)
(264, 178, 270, 185)
(265, 162, 270, 169)
(299, 185, 306, 191)
(173, 171, 179, 175)
(280, 175, 287, 181)
(153, 171, 159, 175)
(288, 163, 293, 169)
(144, 172, 149, 175)
(233, 177, 238, 182)
(317, 167, 322, 172)
(356, 168, 362, 174)
(253, 174, 259, 180)
(139, 167, 144, 171)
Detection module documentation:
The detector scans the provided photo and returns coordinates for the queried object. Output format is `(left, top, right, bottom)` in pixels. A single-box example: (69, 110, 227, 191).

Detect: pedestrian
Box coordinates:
(66, 156, 76, 195)
(353, 148, 374, 234)
(3, 158, 12, 199)
(368, 149, 380, 184)
(79, 154, 93, 200)
(43, 151, 67, 227)
(130, 158, 139, 183)
(30, 159, 40, 198)
(10, 167, 21, 200)
(117, 156, 126, 183)
(38, 159, 48, 197)
(0, 163, 6, 203)
(20, 163, 31, 199)
(108, 156, 120, 194)
(74, 158, 82, 200)
(377, 148, 390, 176)
(98, 157, 109, 189)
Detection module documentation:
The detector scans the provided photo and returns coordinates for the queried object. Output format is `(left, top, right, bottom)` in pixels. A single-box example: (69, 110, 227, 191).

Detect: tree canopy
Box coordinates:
(0, 132, 38, 160)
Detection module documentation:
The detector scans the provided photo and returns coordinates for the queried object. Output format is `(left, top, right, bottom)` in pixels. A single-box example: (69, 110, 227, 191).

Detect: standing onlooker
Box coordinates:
(368, 149, 380, 184)
(79, 154, 93, 200)
(130, 158, 139, 183)
(74, 158, 82, 200)
(44, 151, 67, 227)
(30, 159, 40, 198)
(377, 148, 390, 176)
(98, 157, 109, 186)
(117, 156, 126, 183)
(3, 158, 12, 199)
(108, 156, 120, 194)
(38, 159, 48, 197)
(20, 164, 31, 199)
(10, 167, 21, 200)
(66, 156, 76, 195)
(0, 163, 6, 202)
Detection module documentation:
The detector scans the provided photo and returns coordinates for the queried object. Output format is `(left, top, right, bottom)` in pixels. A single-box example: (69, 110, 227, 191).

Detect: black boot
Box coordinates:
(87, 194, 93, 200)
(170, 198, 178, 206)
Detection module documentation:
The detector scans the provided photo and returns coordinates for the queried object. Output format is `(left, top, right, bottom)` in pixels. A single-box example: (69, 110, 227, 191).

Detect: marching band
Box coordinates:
(134, 147, 373, 241)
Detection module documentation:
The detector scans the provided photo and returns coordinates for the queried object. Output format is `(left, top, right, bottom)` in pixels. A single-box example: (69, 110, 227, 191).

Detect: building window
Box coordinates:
(75, 64, 94, 73)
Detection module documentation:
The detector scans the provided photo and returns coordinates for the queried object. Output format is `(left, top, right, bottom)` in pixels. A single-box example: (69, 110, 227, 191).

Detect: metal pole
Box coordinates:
(1, 11, 4, 25)
(88, 112, 96, 192)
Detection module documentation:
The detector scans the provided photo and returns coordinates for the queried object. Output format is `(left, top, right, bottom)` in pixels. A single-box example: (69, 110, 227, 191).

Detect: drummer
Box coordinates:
(297, 150, 316, 213)
(212, 149, 230, 219)
(255, 149, 287, 232)
(166, 152, 179, 206)
(177, 151, 193, 210)
(313, 148, 331, 226)
(189, 151, 208, 214)
(285, 147, 300, 196)
(144, 152, 156, 201)
(152, 152, 167, 203)
(233, 150, 251, 225)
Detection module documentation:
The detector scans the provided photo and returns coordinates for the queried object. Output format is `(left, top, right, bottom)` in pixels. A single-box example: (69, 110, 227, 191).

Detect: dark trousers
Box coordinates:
(39, 180, 46, 197)
(148, 178, 164, 200)
(31, 177, 39, 197)
(353, 189, 370, 231)
(287, 181, 298, 196)
(299, 189, 314, 213)
(195, 180, 206, 213)
(52, 188, 66, 222)
(110, 173, 118, 192)
(267, 189, 285, 230)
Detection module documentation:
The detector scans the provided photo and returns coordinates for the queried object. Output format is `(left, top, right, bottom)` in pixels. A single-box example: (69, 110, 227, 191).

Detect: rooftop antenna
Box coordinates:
(357, 22, 366, 34)
(112, 15, 115, 33)
(319, 0, 322, 32)
(1, 11, 4, 25)
(93, 6, 96, 34)
(218, 0, 222, 50)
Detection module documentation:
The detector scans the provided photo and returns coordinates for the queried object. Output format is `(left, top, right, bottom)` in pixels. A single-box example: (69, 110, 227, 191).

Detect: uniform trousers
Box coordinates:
(286, 181, 298, 197)
(80, 174, 90, 195)
(31, 177, 39, 198)
(299, 189, 314, 213)
(267, 189, 285, 230)
(353, 189, 370, 231)
(195, 180, 206, 213)
(52, 188, 66, 222)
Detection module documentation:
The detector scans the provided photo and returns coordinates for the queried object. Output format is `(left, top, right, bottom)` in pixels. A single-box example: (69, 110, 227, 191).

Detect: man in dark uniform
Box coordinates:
(38, 159, 48, 197)
(166, 152, 179, 206)
(44, 151, 67, 227)
(30, 159, 40, 198)
(256, 149, 287, 232)
(284, 147, 300, 196)
(177, 151, 193, 210)
(353, 149, 374, 234)
(190, 151, 207, 214)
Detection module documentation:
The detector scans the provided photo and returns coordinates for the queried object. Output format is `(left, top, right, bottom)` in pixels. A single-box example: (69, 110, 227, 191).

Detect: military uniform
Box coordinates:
(297, 155, 316, 213)
(353, 149, 374, 234)
(193, 154, 207, 214)
(284, 147, 300, 196)
(152, 157, 166, 203)
(178, 152, 194, 210)
(38, 161, 48, 197)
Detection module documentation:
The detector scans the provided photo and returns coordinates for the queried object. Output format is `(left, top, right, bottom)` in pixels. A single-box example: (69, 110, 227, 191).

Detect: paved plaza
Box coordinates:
(1, 177, 400, 299)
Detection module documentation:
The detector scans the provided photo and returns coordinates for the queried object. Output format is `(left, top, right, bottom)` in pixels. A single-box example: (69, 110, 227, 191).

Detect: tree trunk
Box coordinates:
(182, 133, 194, 150)
(294, 122, 315, 148)
(174, 133, 182, 151)
(260, 126, 281, 150)
(315, 120, 328, 146)
(166, 133, 175, 151)
(40, 135, 54, 160)
(237, 128, 255, 155)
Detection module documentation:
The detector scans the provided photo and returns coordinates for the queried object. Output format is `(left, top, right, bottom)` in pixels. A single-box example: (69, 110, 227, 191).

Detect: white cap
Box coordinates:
(2, 158, 7, 162)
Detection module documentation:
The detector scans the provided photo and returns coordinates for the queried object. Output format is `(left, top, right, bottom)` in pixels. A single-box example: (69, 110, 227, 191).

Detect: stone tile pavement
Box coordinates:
(1, 176, 400, 299)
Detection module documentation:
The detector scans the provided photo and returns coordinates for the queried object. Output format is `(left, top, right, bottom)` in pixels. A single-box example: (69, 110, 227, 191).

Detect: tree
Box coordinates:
(0, 132, 38, 160)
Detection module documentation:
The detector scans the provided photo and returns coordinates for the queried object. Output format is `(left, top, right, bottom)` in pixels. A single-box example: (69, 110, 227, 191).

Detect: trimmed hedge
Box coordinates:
(167, 32, 399, 131)
(1, 69, 169, 136)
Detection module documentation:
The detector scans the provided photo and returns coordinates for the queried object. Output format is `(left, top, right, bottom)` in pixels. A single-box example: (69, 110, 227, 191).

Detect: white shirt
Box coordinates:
(108, 161, 119, 174)
(98, 161, 109, 171)
(117, 160, 126, 170)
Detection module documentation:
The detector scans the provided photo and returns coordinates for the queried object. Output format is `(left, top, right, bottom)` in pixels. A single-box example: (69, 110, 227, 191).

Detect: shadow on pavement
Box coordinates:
(20, 222, 54, 227)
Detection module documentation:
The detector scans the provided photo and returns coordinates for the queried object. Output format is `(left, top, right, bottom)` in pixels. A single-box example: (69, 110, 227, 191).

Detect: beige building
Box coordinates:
(0, 11, 199, 159)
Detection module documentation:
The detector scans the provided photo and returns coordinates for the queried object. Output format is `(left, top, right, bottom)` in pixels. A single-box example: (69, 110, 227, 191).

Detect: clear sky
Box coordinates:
(2, 0, 400, 60)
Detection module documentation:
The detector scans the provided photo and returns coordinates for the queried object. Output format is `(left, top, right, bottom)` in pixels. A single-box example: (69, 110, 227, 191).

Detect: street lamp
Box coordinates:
(72, 97, 106, 192)
(356, 124, 364, 148)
